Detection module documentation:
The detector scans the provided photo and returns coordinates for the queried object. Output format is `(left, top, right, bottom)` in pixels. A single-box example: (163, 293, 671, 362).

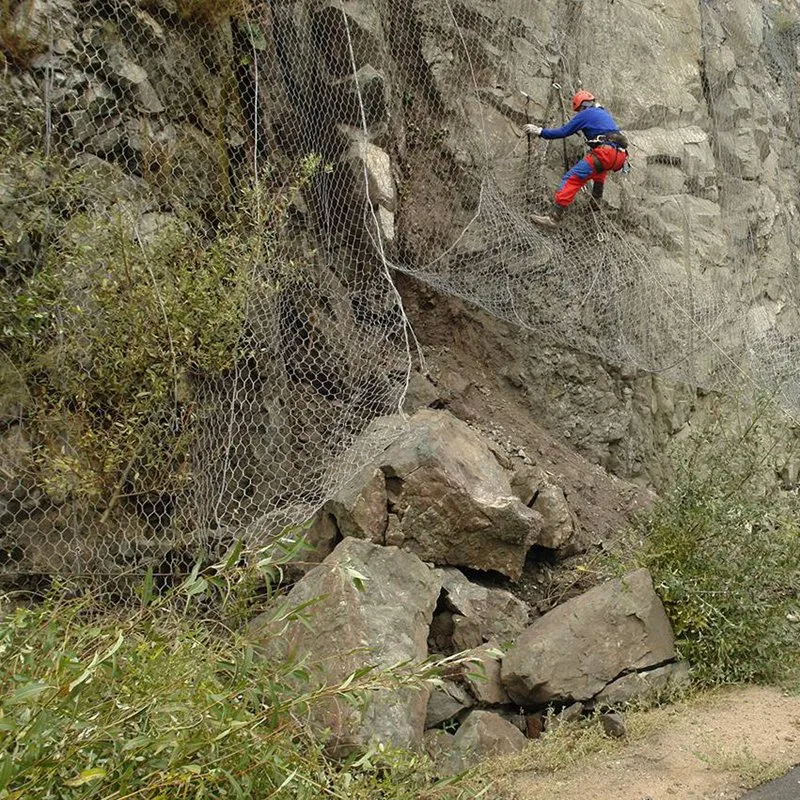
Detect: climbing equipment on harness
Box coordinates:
(586, 131, 629, 174)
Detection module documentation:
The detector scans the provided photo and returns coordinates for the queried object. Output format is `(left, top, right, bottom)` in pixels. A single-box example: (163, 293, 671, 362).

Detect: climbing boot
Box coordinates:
(532, 203, 566, 229)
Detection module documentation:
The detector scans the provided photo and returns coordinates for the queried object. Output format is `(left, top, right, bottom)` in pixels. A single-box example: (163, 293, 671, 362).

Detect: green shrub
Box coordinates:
(0, 553, 482, 799)
(626, 410, 800, 687)
(1, 156, 319, 508)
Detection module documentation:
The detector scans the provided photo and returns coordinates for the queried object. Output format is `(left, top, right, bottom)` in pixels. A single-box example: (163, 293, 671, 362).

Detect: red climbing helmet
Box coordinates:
(572, 90, 596, 112)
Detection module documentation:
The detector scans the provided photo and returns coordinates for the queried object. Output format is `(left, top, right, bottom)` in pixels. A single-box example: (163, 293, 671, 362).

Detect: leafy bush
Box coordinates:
(0, 552, 481, 799)
(1, 156, 319, 508)
(626, 409, 800, 687)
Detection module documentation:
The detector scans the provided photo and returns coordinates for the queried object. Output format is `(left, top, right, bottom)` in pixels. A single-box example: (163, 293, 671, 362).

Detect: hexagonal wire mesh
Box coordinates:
(1, 0, 799, 592)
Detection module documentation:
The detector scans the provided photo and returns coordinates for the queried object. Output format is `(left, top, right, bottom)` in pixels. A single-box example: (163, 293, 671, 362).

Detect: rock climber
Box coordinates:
(523, 90, 628, 229)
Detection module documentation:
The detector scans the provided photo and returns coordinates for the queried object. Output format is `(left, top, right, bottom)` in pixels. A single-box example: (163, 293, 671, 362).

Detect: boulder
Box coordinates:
(594, 661, 691, 707)
(531, 482, 576, 551)
(509, 466, 595, 556)
(402, 371, 441, 413)
(325, 409, 541, 579)
(424, 728, 455, 763)
(501, 569, 676, 706)
(425, 680, 474, 729)
(463, 645, 510, 706)
(249, 538, 442, 755)
(345, 135, 396, 211)
(441, 568, 529, 646)
(325, 466, 387, 542)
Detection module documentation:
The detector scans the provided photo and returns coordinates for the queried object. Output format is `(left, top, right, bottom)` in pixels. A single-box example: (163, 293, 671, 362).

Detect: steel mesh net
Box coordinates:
(1, 0, 798, 589)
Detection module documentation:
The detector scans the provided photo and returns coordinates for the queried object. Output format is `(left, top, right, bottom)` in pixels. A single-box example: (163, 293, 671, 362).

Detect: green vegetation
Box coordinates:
(0, 146, 320, 510)
(774, 9, 800, 36)
(622, 407, 800, 687)
(694, 744, 789, 790)
(0, 552, 483, 800)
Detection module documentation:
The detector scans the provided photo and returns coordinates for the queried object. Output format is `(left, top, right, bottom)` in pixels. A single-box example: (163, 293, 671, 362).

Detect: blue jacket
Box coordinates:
(540, 106, 620, 143)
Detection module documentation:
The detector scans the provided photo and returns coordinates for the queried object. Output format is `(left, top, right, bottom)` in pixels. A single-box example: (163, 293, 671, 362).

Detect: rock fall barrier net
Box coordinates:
(0, 0, 798, 587)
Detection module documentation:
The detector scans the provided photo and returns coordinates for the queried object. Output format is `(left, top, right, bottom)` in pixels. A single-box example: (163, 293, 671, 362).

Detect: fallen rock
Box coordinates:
(501, 569, 676, 706)
(249, 538, 442, 755)
(326, 409, 541, 579)
(462, 644, 511, 706)
(600, 711, 627, 739)
(445, 710, 527, 773)
(426, 680, 474, 729)
(532, 482, 577, 550)
(442, 568, 529, 646)
(594, 661, 691, 707)
(325, 466, 387, 542)
(525, 713, 544, 739)
(402, 371, 442, 413)
(424, 728, 455, 762)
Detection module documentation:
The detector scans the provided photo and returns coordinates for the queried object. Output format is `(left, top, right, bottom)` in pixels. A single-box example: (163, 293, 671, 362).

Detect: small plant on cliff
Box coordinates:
(626, 405, 800, 687)
(774, 9, 800, 36)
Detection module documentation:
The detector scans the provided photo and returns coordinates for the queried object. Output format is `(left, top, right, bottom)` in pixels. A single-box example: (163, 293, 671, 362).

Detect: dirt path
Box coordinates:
(504, 686, 800, 800)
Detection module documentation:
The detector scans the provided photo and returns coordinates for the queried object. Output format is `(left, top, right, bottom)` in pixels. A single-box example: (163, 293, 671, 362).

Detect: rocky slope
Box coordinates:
(2, 0, 799, 773)
(0, 0, 800, 680)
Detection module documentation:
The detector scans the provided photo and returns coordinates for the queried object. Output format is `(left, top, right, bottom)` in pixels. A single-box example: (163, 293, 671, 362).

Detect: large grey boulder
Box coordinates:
(249, 537, 442, 755)
(501, 569, 675, 706)
(324, 409, 541, 579)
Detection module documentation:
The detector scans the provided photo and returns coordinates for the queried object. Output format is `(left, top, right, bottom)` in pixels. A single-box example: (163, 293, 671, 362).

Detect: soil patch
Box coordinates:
(503, 686, 800, 800)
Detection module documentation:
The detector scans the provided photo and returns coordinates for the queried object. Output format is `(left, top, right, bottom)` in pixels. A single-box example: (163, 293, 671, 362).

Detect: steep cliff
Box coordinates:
(1, 0, 799, 582)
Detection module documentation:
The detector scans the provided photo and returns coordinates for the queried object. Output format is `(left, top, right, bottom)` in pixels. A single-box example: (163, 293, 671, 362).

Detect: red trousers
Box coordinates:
(554, 146, 628, 208)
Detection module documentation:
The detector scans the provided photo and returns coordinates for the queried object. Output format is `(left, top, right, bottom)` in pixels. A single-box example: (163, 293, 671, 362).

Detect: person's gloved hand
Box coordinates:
(523, 123, 543, 136)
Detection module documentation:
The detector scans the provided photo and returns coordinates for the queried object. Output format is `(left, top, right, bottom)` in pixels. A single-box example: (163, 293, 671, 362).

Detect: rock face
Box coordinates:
(5, 0, 799, 591)
(394, 0, 800, 488)
(501, 569, 676, 706)
(323, 409, 542, 579)
(249, 537, 442, 754)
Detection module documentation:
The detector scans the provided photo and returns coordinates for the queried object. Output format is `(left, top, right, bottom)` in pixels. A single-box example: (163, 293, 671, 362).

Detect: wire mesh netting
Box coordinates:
(1, 0, 799, 589)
